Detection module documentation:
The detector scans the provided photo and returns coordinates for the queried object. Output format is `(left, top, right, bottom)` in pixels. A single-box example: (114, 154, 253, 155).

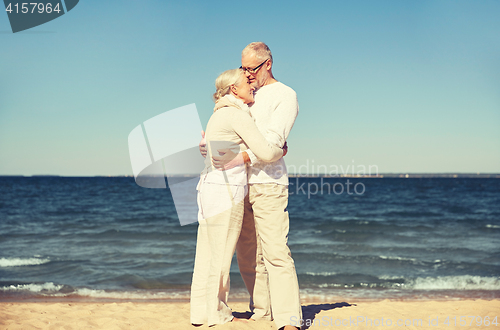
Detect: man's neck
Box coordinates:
(262, 76, 278, 87)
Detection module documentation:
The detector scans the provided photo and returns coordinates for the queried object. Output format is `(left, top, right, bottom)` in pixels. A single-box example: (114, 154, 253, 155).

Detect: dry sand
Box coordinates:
(1, 299, 499, 329)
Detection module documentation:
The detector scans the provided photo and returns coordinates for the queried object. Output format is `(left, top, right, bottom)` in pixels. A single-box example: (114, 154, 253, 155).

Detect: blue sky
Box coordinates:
(1, 0, 499, 175)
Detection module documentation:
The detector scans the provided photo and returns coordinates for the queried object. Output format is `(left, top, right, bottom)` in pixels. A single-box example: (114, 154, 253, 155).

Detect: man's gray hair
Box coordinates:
(242, 42, 273, 63)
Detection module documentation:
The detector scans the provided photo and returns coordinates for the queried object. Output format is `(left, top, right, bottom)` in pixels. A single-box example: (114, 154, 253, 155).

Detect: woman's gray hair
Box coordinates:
(213, 68, 244, 102)
(242, 41, 273, 63)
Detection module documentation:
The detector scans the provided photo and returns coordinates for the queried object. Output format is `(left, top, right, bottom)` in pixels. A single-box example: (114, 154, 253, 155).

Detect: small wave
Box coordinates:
(69, 288, 192, 300)
(486, 224, 500, 229)
(0, 282, 189, 299)
(0, 283, 252, 301)
(307, 275, 500, 292)
(379, 255, 417, 262)
(305, 272, 337, 276)
(378, 275, 405, 280)
(406, 276, 500, 291)
(0, 257, 50, 267)
(0, 284, 189, 300)
(1, 282, 64, 293)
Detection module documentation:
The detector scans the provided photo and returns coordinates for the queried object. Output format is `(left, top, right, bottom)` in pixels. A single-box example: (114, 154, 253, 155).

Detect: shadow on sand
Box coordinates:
(233, 302, 355, 329)
(300, 302, 355, 329)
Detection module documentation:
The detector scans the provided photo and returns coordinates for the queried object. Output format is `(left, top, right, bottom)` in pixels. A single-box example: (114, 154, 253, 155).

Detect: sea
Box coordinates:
(1, 176, 499, 302)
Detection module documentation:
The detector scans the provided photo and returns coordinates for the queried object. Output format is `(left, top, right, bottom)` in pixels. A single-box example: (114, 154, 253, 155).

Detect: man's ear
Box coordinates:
(266, 59, 272, 71)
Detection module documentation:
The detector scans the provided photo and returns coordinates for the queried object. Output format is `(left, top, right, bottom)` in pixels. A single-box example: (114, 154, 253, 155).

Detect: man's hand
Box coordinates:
(199, 130, 207, 158)
(282, 141, 288, 157)
(212, 148, 245, 171)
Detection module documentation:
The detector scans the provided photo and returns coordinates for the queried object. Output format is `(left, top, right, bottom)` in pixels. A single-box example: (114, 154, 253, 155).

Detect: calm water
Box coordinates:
(0, 176, 499, 301)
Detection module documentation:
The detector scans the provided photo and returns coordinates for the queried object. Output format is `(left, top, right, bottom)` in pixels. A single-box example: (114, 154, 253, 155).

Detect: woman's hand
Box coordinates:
(282, 141, 288, 157)
(212, 149, 244, 171)
(199, 131, 207, 158)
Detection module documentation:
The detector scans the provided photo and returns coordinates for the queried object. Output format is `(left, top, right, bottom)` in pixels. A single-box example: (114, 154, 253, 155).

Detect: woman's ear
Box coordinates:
(230, 84, 237, 95)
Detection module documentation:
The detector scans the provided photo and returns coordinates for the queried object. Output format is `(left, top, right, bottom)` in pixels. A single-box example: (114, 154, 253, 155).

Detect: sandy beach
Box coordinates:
(1, 299, 498, 330)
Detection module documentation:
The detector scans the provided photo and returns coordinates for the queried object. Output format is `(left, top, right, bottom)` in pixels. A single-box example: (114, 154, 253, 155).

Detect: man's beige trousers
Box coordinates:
(236, 183, 302, 329)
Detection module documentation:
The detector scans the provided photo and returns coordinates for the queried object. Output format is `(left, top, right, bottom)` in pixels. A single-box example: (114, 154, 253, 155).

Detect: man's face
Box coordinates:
(241, 53, 268, 89)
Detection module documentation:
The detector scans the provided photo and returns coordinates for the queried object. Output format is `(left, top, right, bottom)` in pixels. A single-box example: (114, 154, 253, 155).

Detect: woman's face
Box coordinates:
(232, 77, 255, 104)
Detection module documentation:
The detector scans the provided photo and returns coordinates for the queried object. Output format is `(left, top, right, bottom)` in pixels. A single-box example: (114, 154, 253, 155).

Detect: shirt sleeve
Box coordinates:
(247, 86, 299, 165)
(245, 148, 259, 165)
(267, 88, 299, 147)
(231, 111, 283, 163)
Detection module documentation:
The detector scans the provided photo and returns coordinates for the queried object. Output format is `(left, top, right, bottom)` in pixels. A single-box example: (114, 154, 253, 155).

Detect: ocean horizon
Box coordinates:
(1, 173, 499, 178)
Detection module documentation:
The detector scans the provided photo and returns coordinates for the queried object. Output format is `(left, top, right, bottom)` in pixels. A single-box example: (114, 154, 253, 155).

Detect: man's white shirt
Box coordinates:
(244, 81, 299, 185)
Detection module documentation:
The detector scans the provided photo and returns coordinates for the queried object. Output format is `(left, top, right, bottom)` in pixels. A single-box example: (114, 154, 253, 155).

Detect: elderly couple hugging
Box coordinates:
(190, 42, 301, 330)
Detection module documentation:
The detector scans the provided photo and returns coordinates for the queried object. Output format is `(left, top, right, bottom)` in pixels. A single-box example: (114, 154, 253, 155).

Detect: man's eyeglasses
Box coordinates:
(240, 59, 268, 74)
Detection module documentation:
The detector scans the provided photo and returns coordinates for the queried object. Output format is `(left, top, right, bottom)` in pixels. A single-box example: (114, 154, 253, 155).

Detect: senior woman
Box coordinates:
(190, 69, 284, 326)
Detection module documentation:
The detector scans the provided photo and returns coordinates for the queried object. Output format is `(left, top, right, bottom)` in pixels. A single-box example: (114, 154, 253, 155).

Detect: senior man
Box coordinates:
(205, 42, 301, 330)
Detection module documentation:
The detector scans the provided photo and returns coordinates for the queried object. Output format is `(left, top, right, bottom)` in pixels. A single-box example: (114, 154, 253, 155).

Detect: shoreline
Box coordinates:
(2, 295, 498, 304)
(2, 289, 499, 304)
(2, 285, 499, 304)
